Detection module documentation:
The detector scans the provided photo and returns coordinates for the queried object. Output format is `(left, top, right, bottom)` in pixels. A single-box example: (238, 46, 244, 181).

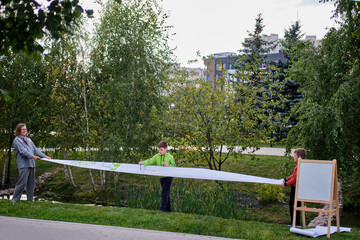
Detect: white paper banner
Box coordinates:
(41, 158, 283, 185)
(290, 226, 352, 238)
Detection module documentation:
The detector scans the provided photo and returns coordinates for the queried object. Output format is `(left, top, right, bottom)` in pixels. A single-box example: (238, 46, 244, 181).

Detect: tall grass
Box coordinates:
(115, 179, 247, 220)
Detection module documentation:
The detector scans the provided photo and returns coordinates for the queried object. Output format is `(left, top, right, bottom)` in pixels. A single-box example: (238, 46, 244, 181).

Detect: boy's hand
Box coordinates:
(163, 162, 169, 167)
(139, 161, 143, 165)
(280, 183, 285, 188)
(32, 156, 40, 160)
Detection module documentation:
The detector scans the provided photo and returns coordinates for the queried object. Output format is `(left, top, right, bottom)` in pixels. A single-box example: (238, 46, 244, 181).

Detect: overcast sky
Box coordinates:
(81, 0, 337, 68)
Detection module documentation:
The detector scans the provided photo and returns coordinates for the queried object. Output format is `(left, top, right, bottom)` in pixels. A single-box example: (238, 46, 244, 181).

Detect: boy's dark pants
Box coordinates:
(160, 177, 173, 212)
(290, 186, 301, 225)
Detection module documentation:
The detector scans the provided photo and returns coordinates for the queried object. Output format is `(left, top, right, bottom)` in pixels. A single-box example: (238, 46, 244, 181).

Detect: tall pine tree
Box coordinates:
(276, 20, 308, 142)
(237, 13, 275, 84)
(235, 13, 284, 146)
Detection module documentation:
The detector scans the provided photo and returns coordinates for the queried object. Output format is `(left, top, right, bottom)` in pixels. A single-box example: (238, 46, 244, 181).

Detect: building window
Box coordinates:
(223, 63, 227, 70)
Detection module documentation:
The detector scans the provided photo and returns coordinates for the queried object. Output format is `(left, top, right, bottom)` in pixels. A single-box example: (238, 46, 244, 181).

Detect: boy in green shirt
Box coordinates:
(139, 141, 175, 212)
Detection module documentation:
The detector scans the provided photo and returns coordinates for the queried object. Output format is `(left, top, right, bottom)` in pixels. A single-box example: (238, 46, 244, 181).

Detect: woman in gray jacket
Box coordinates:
(11, 123, 51, 203)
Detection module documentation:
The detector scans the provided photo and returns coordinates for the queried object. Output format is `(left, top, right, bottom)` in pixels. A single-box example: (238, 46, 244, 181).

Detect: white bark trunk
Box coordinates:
(81, 74, 96, 190)
(68, 165, 77, 187)
(63, 165, 70, 184)
(63, 148, 70, 184)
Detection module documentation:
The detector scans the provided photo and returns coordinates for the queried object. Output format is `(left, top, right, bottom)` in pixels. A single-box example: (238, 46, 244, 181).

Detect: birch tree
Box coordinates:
(90, 0, 174, 165)
(46, 32, 86, 187)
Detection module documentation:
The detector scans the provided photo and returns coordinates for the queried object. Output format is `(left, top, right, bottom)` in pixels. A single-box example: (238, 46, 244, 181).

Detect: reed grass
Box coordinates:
(116, 179, 247, 220)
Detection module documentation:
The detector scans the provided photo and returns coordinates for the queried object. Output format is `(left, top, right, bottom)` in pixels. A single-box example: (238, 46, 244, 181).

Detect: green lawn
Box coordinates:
(0, 200, 358, 240)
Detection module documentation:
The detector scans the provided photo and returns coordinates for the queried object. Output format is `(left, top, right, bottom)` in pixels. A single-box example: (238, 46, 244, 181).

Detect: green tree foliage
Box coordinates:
(287, 0, 360, 179)
(167, 70, 278, 171)
(90, 0, 174, 162)
(235, 13, 285, 145)
(0, 52, 51, 183)
(0, 0, 93, 54)
(284, 20, 304, 41)
(282, 20, 306, 61)
(0, 89, 12, 102)
(240, 13, 274, 64)
(46, 35, 83, 156)
(45, 20, 93, 185)
(275, 20, 309, 141)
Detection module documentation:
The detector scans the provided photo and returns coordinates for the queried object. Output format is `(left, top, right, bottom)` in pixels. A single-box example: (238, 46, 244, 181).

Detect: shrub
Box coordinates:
(256, 184, 285, 204)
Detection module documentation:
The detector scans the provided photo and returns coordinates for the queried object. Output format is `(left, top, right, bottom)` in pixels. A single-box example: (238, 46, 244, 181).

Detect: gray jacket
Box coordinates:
(13, 136, 46, 169)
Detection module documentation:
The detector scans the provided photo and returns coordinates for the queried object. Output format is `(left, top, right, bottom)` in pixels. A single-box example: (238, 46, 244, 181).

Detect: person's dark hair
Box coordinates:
(294, 148, 307, 159)
(157, 141, 168, 148)
(15, 123, 26, 136)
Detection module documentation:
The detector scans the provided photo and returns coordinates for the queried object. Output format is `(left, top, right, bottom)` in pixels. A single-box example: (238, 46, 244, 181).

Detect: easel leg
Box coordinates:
(292, 204, 297, 228)
(336, 209, 340, 233)
(301, 201, 306, 229)
(327, 213, 332, 238)
(335, 176, 340, 233)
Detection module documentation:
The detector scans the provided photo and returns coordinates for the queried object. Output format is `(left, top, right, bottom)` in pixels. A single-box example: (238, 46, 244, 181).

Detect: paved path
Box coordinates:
(0, 216, 240, 240)
(172, 146, 293, 156)
(234, 147, 294, 156)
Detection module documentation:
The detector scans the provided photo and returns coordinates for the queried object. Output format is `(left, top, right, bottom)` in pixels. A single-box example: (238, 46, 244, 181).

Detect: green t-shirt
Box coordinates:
(143, 153, 175, 178)
(143, 153, 176, 167)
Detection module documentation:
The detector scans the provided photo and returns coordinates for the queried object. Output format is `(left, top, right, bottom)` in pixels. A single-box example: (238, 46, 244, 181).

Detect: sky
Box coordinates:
(80, 0, 337, 68)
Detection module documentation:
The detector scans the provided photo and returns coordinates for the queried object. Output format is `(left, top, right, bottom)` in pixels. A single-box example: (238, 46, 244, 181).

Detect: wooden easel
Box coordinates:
(292, 159, 340, 238)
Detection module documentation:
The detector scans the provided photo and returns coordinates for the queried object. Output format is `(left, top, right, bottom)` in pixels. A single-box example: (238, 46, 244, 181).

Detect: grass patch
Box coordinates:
(0, 200, 358, 240)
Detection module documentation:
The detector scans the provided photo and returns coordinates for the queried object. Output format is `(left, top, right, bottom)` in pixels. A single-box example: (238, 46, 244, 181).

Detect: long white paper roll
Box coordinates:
(41, 158, 283, 185)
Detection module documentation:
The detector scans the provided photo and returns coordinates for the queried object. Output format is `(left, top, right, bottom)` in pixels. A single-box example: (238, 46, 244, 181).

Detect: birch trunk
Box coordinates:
(81, 71, 96, 190)
(68, 165, 77, 187)
(89, 169, 96, 190)
(62, 146, 70, 184)
(102, 170, 106, 186)
(100, 170, 106, 186)
(63, 165, 70, 184)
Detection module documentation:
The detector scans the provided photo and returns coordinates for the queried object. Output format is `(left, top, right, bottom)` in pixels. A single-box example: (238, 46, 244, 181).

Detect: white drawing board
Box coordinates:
(297, 161, 333, 201)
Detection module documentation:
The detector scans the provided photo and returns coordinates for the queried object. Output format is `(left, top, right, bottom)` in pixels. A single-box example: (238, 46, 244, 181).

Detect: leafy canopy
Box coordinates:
(287, 0, 360, 178)
(0, 0, 93, 54)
